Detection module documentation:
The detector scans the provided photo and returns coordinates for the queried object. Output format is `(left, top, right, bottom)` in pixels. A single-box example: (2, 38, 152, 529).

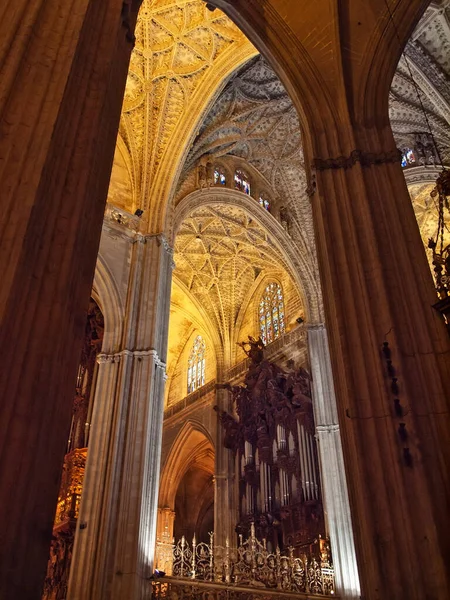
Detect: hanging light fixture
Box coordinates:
(428, 169, 450, 324)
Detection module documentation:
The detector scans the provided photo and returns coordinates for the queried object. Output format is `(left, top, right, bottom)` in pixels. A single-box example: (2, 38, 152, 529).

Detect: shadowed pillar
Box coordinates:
(0, 1, 138, 597)
(307, 323, 360, 599)
(309, 133, 450, 599)
(68, 233, 173, 600)
(214, 384, 238, 562)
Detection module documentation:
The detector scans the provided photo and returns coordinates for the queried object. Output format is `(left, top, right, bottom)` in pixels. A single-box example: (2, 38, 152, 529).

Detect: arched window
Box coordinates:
(187, 335, 206, 393)
(234, 169, 251, 195)
(214, 166, 226, 185)
(401, 148, 416, 168)
(259, 195, 270, 211)
(259, 283, 286, 345)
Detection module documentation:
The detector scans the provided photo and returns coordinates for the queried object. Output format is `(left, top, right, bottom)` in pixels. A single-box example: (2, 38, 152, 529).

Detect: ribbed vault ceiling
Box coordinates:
(173, 204, 292, 344)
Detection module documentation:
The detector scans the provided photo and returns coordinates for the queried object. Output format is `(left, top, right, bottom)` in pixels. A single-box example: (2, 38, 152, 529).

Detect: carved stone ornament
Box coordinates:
(216, 341, 324, 551)
(312, 149, 402, 171)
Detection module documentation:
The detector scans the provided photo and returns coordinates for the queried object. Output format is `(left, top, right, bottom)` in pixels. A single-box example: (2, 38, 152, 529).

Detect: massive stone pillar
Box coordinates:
(68, 234, 173, 600)
(214, 385, 238, 551)
(309, 137, 450, 599)
(0, 1, 137, 598)
(307, 324, 360, 599)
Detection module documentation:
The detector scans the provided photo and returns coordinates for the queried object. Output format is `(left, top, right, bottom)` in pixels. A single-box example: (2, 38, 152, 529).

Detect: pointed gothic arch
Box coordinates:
(159, 420, 215, 511)
(172, 187, 322, 323)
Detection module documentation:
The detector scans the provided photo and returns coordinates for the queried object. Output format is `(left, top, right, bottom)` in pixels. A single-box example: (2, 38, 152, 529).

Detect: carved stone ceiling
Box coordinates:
(389, 1, 450, 159)
(176, 8, 450, 278)
(173, 204, 292, 344)
(178, 55, 316, 286)
(117, 0, 254, 221)
(181, 56, 303, 185)
(109, 1, 450, 362)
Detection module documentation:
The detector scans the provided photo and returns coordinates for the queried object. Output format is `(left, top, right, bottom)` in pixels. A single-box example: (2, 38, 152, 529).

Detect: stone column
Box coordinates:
(0, 1, 138, 598)
(214, 385, 238, 552)
(310, 142, 450, 599)
(307, 324, 360, 599)
(68, 234, 173, 600)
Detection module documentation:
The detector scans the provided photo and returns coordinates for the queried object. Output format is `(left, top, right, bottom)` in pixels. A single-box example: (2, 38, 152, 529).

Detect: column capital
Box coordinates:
(316, 423, 340, 434)
(140, 232, 174, 253)
(305, 322, 326, 332)
(97, 348, 166, 368)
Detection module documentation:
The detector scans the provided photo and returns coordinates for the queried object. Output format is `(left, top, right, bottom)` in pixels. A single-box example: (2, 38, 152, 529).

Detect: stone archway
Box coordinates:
(173, 188, 322, 324)
(156, 421, 215, 570)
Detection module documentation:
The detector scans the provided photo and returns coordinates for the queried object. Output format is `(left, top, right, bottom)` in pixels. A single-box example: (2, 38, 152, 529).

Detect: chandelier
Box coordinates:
(428, 170, 450, 296)
(428, 170, 450, 329)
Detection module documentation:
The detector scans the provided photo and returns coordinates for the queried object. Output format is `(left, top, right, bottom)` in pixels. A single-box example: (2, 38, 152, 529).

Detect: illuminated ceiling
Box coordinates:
(107, 0, 450, 394)
(389, 1, 450, 160)
(173, 204, 295, 346)
(178, 56, 312, 257)
(175, 56, 318, 323)
(181, 56, 304, 185)
(109, 0, 255, 224)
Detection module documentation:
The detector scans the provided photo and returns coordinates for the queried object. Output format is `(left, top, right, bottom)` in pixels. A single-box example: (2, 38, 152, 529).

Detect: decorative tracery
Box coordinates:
(234, 169, 251, 195)
(187, 335, 206, 393)
(259, 283, 285, 345)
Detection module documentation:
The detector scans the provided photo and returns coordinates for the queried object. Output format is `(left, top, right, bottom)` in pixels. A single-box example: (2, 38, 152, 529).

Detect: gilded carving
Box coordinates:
(114, 0, 253, 219)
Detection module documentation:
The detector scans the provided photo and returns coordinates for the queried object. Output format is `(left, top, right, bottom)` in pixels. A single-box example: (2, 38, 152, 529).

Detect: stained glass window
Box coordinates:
(187, 335, 206, 393)
(214, 167, 226, 185)
(259, 195, 270, 211)
(401, 148, 416, 168)
(259, 283, 286, 345)
(234, 170, 251, 195)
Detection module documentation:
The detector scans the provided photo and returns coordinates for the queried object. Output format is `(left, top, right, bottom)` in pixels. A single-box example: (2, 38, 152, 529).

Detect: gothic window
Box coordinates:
(187, 335, 206, 393)
(259, 195, 270, 211)
(214, 166, 226, 185)
(401, 148, 416, 168)
(234, 169, 251, 195)
(259, 283, 286, 345)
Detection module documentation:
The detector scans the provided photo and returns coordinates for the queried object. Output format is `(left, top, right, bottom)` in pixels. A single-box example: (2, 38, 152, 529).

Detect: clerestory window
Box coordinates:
(234, 169, 251, 195)
(259, 283, 285, 345)
(214, 167, 226, 185)
(187, 335, 206, 393)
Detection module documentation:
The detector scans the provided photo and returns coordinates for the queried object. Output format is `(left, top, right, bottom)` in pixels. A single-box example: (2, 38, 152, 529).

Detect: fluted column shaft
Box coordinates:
(68, 234, 173, 600)
(310, 136, 450, 599)
(214, 386, 237, 549)
(307, 324, 360, 599)
(0, 1, 137, 598)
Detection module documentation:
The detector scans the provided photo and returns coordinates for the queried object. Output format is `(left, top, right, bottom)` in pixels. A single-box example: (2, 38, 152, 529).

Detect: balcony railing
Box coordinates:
(152, 578, 336, 600)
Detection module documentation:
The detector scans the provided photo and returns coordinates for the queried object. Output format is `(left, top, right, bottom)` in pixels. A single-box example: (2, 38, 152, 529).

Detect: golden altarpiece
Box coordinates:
(42, 301, 104, 600)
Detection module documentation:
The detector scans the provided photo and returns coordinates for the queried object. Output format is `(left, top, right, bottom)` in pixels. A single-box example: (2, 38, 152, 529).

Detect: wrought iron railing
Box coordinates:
(155, 525, 335, 596)
(152, 578, 335, 600)
(172, 533, 214, 580)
